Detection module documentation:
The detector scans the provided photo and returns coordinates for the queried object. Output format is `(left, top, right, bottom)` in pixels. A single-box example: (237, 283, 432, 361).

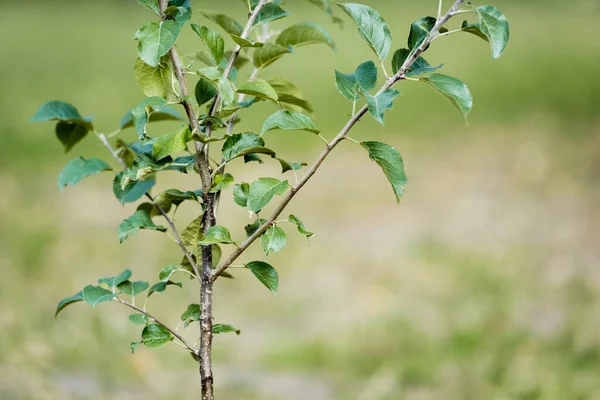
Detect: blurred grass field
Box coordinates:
(1, 0, 600, 399)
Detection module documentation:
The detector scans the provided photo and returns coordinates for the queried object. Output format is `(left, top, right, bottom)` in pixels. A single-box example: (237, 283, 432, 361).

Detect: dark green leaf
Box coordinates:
(221, 132, 275, 162)
(213, 324, 241, 335)
(200, 12, 243, 36)
(246, 261, 278, 294)
(366, 88, 400, 124)
(289, 214, 314, 238)
(31, 101, 92, 128)
(152, 126, 191, 160)
(334, 70, 359, 101)
(355, 61, 377, 92)
(113, 172, 156, 205)
(276, 23, 335, 49)
(142, 324, 173, 348)
(166, 0, 191, 26)
(247, 178, 288, 212)
(198, 225, 235, 245)
(245, 218, 267, 237)
(55, 291, 83, 317)
(237, 81, 279, 103)
(148, 281, 182, 296)
(82, 285, 117, 307)
(129, 313, 149, 325)
(57, 157, 111, 190)
(134, 20, 181, 67)
(261, 110, 319, 135)
(278, 159, 307, 173)
(254, 3, 290, 26)
(420, 73, 472, 120)
(391, 48, 442, 76)
(260, 225, 287, 255)
(117, 281, 150, 296)
(98, 269, 133, 289)
(408, 16, 436, 50)
(191, 24, 225, 65)
(55, 121, 89, 152)
(336, 2, 391, 61)
(233, 183, 250, 208)
(195, 76, 219, 106)
(360, 141, 407, 203)
(253, 43, 292, 69)
(181, 303, 200, 322)
(119, 209, 167, 243)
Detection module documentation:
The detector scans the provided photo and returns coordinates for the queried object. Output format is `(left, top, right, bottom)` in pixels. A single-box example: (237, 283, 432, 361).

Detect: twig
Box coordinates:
(116, 297, 198, 354)
(211, 0, 466, 280)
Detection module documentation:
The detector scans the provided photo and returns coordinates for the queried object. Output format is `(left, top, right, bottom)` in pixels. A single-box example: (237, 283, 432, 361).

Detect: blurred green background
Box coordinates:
(1, 0, 600, 399)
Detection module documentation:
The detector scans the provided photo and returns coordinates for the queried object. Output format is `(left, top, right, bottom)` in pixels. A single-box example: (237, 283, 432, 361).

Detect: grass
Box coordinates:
(1, 0, 599, 399)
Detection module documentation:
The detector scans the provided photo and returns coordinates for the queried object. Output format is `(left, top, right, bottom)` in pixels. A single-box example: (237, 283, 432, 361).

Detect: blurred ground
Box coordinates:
(1, 0, 600, 399)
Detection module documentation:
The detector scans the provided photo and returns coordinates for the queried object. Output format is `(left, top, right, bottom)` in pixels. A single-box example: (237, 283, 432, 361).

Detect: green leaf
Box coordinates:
(408, 16, 436, 50)
(276, 23, 335, 49)
(355, 61, 377, 92)
(142, 324, 173, 348)
(420, 73, 472, 120)
(336, 2, 391, 61)
(165, 0, 192, 26)
(233, 183, 250, 208)
(245, 218, 267, 237)
(152, 126, 191, 160)
(134, 20, 181, 68)
(366, 88, 400, 124)
(218, 77, 236, 106)
(113, 172, 156, 205)
(131, 341, 143, 354)
(129, 313, 149, 325)
(253, 43, 292, 69)
(120, 106, 181, 130)
(391, 48, 442, 76)
(198, 225, 235, 246)
(260, 225, 287, 255)
(334, 61, 377, 101)
(237, 81, 279, 103)
(138, 0, 160, 15)
(464, 6, 510, 59)
(247, 178, 288, 213)
(230, 35, 264, 48)
(181, 303, 200, 323)
(222, 133, 275, 162)
(254, 3, 290, 26)
(195, 77, 219, 106)
(98, 269, 133, 289)
(261, 110, 319, 135)
(31, 101, 92, 128)
(334, 70, 360, 101)
(55, 291, 84, 317)
(119, 209, 167, 243)
(209, 173, 234, 193)
(159, 189, 199, 206)
(213, 324, 241, 335)
(191, 24, 225, 65)
(134, 57, 172, 99)
(200, 12, 243, 36)
(182, 214, 204, 247)
(246, 261, 279, 294)
(278, 159, 307, 173)
(304, 0, 343, 25)
(118, 281, 150, 297)
(148, 281, 182, 296)
(82, 285, 117, 308)
(197, 66, 222, 81)
(288, 214, 314, 238)
(57, 157, 111, 190)
(360, 141, 407, 203)
(267, 78, 313, 114)
(55, 122, 89, 152)
(159, 265, 182, 281)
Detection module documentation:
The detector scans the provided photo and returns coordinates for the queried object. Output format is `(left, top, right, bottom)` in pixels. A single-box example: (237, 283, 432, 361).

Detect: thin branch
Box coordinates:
(116, 297, 198, 354)
(211, 0, 466, 280)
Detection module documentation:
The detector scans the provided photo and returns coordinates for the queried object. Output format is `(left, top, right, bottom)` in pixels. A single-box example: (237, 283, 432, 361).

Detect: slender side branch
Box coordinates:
(211, 0, 466, 280)
(116, 297, 198, 354)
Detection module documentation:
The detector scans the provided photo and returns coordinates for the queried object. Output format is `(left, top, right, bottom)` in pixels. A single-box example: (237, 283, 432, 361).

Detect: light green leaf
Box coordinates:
(200, 12, 243, 36)
(246, 261, 279, 294)
(464, 5, 510, 59)
(336, 2, 391, 61)
(260, 225, 287, 255)
(237, 81, 279, 103)
(288, 214, 314, 238)
(254, 3, 290, 26)
(197, 66, 222, 81)
(247, 178, 288, 212)
(230, 35, 264, 48)
(276, 23, 335, 49)
(148, 281, 182, 296)
(142, 324, 173, 348)
(134, 20, 181, 67)
(218, 77, 236, 106)
(181, 303, 201, 321)
(366, 88, 400, 124)
(360, 141, 407, 203)
(57, 157, 111, 190)
(222, 133, 275, 162)
(198, 225, 235, 246)
(120, 105, 181, 130)
(117, 281, 150, 297)
(182, 214, 204, 247)
(261, 110, 319, 135)
(391, 48, 442, 76)
(55, 291, 84, 317)
(195, 77, 218, 106)
(233, 183, 250, 208)
(131, 341, 142, 354)
(119, 210, 167, 243)
(152, 126, 191, 160)
(420, 73, 472, 120)
(191, 24, 225, 65)
(138, 0, 160, 15)
(213, 324, 241, 335)
(209, 173, 234, 193)
(134, 57, 172, 99)
(98, 269, 133, 289)
(129, 313, 149, 325)
(82, 285, 117, 308)
(159, 265, 182, 281)
(304, 0, 343, 24)
(253, 43, 292, 69)
(267, 78, 313, 114)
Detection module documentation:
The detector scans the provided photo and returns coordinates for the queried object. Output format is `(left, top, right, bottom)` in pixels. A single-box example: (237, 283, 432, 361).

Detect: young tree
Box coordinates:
(33, 0, 509, 398)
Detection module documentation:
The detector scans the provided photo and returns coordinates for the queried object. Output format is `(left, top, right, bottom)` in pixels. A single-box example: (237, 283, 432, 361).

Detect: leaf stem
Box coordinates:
(344, 136, 360, 145)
